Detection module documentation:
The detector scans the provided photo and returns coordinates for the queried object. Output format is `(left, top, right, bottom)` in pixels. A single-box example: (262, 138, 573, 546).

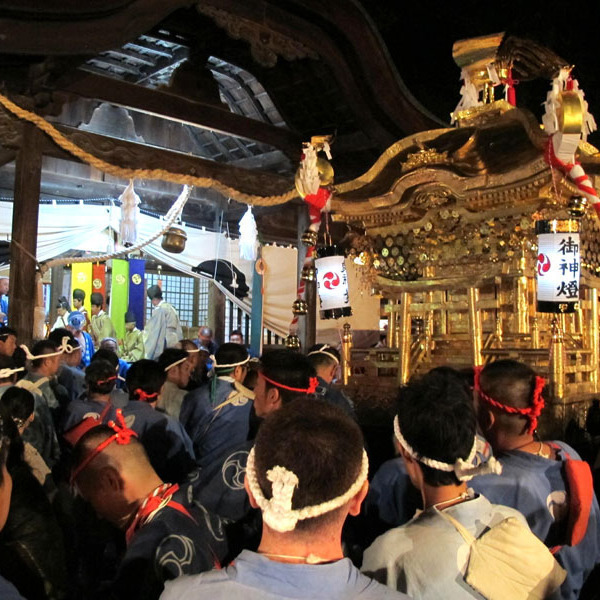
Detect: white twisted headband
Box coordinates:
(0, 367, 24, 379)
(307, 345, 339, 364)
(164, 357, 188, 372)
(20, 336, 76, 360)
(393, 415, 502, 481)
(211, 355, 250, 369)
(246, 446, 369, 532)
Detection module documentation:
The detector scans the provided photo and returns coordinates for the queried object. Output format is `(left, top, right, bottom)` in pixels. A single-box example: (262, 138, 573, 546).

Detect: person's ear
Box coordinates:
(329, 363, 338, 381)
(244, 474, 259, 509)
(348, 478, 369, 516)
(478, 407, 495, 433)
(266, 386, 282, 412)
(101, 466, 124, 493)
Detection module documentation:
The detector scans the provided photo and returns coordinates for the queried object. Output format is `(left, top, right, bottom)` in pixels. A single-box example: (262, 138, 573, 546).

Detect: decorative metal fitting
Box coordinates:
(301, 266, 316, 281)
(292, 299, 308, 315)
(285, 334, 301, 349)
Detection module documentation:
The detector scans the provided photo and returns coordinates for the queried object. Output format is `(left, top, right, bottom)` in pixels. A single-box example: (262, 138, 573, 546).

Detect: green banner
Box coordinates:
(110, 259, 129, 341)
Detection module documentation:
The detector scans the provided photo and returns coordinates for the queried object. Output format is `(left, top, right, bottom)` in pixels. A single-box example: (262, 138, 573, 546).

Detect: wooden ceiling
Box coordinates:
(0, 0, 446, 242)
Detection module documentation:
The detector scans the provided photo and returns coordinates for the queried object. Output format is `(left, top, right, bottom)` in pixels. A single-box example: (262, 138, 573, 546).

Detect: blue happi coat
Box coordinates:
(114, 481, 227, 600)
(161, 549, 409, 600)
(179, 377, 253, 470)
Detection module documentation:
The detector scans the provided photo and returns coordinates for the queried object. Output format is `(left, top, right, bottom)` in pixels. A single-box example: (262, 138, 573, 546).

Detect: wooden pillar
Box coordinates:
(49, 266, 64, 328)
(208, 281, 225, 345)
(10, 124, 42, 345)
(297, 206, 316, 350)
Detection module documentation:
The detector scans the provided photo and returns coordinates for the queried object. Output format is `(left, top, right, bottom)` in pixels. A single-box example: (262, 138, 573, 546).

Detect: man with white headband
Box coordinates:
(157, 348, 193, 420)
(180, 343, 253, 470)
(307, 343, 355, 417)
(20, 340, 62, 468)
(190, 349, 317, 534)
(362, 368, 563, 599)
(161, 398, 408, 600)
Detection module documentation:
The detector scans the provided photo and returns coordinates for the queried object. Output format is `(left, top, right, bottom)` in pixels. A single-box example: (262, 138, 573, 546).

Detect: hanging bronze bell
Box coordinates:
(292, 299, 308, 315)
(285, 334, 301, 349)
(301, 229, 318, 246)
(301, 265, 316, 281)
(161, 226, 187, 254)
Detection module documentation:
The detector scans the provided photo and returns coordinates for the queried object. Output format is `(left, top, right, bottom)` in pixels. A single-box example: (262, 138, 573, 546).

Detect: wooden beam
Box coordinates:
(0, 1, 191, 55)
(0, 108, 295, 198)
(10, 124, 42, 344)
(61, 72, 302, 157)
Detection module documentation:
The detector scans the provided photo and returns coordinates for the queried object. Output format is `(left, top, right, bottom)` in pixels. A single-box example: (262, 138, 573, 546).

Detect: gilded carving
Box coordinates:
(196, 4, 318, 68)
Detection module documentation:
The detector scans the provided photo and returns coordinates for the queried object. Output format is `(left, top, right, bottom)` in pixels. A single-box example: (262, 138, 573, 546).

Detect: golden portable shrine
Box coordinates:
(331, 35, 600, 436)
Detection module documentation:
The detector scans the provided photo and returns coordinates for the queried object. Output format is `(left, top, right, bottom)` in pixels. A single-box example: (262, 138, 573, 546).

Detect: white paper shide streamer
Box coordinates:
(119, 179, 141, 246)
(238, 205, 258, 261)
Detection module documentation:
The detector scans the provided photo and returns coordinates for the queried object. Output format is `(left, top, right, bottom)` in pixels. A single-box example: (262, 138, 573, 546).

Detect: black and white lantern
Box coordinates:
(535, 219, 581, 313)
(315, 246, 352, 320)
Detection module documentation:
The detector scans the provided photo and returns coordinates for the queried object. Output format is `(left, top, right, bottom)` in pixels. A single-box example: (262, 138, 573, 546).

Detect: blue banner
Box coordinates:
(128, 258, 146, 330)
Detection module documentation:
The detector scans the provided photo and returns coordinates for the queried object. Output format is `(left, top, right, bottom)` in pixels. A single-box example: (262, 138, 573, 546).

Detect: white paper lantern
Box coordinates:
(315, 251, 352, 320)
(536, 219, 580, 313)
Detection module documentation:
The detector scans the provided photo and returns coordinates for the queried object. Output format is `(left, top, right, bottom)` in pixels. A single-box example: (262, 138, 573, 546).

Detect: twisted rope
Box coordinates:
(0, 92, 297, 207)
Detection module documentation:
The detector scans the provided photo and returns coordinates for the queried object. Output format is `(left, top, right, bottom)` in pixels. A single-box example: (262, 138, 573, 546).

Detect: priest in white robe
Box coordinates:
(143, 285, 182, 359)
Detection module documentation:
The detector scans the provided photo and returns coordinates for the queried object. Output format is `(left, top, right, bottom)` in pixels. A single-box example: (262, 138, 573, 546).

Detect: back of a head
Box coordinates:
(85, 359, 118, 395)
(397, 369, 476, 487)
(91, 348, 119, 371)
(72, 423, 150, 487)
(260, 349, 316, 404)
(177, 339, 197, 352)
(1, 387, 34, 428)
(307, 343, 340, 370)
(478, 359, 538, 436)
(48, 328, 75, 347)
(126, 359, 165, 400)
(158, 348, 189, 373)
(254, 398, 364, 532)
(30, 340, 58, 370)
(90, 292, 103, 307)
(215, 343, 248, 373)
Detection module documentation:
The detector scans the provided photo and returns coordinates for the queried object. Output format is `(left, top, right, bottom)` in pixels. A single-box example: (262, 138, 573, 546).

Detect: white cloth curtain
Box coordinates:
(0, 201, 296, 337)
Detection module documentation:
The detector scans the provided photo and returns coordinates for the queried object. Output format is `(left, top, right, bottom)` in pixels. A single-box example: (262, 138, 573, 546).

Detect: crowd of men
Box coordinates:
(0, 283, 597, 599)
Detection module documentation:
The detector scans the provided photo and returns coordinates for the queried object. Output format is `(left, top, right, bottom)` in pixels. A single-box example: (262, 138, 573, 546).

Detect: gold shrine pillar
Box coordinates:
(341, 323, 353, 385)
(515, 275, 530, 334)
(397, 292, 411, 385)
(587, 288, 599, 393)
(386, 301, 397, 348)
(549, 317, 566, 400)
(468, 287, 483, 367)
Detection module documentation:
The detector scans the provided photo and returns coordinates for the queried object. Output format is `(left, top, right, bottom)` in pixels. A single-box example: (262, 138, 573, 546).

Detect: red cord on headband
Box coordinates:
(96, 375, 118, 386)
(134, 388, 159, 402)
(474, 366, 546, 435)
(259, 372, 319, 394)
(71, 409, 137, 483)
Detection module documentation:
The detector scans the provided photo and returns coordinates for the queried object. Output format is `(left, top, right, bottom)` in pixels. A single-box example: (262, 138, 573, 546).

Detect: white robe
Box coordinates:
(143, 300, 182, 359)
